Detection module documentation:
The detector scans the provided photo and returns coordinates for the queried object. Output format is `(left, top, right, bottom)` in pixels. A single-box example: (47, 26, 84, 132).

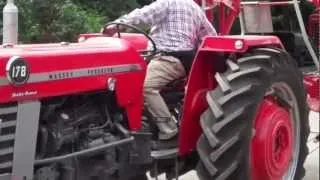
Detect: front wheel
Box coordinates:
(196, 48, 309, 180)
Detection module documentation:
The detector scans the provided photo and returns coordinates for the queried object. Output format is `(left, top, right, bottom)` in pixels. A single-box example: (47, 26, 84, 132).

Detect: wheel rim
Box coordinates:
(251, 83, 300, 180)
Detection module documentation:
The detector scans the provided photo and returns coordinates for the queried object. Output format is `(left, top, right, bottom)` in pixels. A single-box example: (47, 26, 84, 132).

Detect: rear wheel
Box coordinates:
(196, 48, 309, 180)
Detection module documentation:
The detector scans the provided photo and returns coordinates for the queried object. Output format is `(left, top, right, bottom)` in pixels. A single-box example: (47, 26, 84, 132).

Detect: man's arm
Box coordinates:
(198, 16, 217, 41)
(115, 0, 169, 26)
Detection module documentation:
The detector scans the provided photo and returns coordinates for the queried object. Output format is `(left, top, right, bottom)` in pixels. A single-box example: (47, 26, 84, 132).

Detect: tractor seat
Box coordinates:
(163, 77, 187, 92)
(159, 50, 194, 92)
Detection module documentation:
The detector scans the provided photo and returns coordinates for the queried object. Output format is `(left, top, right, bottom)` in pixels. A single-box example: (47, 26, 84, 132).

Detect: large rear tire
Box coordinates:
(196, 48, 309, 180)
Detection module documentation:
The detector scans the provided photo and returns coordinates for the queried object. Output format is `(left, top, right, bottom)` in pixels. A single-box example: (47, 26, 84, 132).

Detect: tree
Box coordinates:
(0, 0, 141, 43)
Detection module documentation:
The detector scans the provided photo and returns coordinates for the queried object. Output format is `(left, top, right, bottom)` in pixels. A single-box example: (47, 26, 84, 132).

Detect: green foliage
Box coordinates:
(0, 0, 142, 43)
(73, 0, 141, 20)
(50, 2, 104, 42)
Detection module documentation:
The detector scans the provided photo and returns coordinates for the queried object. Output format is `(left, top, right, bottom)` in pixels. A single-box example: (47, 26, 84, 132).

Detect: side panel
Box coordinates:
(12, 101, 40, 180)
(178, 51, 217, 155)
(178, 35, 284, 155)
(114, 73, 145, 130)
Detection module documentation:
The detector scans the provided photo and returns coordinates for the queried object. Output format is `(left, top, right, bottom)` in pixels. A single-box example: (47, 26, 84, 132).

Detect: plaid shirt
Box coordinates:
(115, 0, 217, 51)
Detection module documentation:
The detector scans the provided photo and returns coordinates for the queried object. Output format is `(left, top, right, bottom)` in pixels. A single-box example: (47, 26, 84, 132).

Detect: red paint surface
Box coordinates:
(0, 38, 147, 130)
(79, 31, 285, 155)
(251, 98, 293, 180)
(179, 51, 217, 155)
(179, 36, 284, 155)
(200, 35, 284, 52)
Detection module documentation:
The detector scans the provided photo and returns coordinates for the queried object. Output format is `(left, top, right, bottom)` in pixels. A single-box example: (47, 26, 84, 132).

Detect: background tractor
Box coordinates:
(0, 0, 319, 180)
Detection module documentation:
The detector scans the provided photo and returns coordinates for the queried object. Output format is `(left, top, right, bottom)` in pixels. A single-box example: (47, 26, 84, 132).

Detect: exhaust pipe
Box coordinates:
(2, 0, 18, 45)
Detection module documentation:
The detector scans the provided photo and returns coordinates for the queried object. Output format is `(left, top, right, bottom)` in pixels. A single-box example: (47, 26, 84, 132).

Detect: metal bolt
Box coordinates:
(235, 40, 244, 50)
(78, 37, 86, 42)
(107, 77, 117, 91)
(60, 113, 69, 120)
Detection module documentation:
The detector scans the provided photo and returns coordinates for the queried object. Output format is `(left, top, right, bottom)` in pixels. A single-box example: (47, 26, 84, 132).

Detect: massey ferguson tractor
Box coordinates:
(0, 0, 319, 180)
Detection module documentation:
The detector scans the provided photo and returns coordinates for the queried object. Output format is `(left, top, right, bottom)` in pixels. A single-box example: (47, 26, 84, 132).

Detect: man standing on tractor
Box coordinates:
(102, 0, 216, 143)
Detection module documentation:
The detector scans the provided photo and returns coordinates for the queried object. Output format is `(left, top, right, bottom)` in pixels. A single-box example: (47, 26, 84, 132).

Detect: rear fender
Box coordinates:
(179, 35, 285, 155)
(178, 50, 217, 156)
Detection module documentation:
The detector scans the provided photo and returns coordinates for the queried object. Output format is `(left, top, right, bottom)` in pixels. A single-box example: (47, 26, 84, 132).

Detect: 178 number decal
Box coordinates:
(11, 65, 27, 78)
(6, 56, 30, 85)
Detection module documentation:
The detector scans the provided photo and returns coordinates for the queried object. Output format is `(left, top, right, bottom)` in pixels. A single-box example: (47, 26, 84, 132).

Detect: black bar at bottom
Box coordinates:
(34, 136, 134, 165)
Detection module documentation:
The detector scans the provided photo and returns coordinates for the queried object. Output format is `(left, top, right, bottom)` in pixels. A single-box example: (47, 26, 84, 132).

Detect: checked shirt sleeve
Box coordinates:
(115, 0, 169, 26)
(198, 16, 217, 41)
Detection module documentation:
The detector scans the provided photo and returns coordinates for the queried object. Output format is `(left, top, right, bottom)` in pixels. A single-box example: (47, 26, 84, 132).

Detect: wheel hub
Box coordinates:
(251, 98, 293, 180)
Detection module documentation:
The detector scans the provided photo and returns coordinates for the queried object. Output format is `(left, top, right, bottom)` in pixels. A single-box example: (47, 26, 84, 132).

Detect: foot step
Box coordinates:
(151, 148, 178, 160)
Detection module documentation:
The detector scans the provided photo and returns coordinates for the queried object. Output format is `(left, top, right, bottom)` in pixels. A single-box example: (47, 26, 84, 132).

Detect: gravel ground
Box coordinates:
(148, 111, 320, 180)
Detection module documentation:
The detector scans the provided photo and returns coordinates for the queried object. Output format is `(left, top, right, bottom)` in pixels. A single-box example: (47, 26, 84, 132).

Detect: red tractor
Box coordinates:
(0, 0, 319, 180)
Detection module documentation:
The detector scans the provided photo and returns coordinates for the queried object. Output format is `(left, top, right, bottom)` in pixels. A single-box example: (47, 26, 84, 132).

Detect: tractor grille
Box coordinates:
(0, 103, 17, 174)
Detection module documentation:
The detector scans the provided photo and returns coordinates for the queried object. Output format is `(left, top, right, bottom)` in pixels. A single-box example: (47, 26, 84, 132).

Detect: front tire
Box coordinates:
(196, 48, 309, 180)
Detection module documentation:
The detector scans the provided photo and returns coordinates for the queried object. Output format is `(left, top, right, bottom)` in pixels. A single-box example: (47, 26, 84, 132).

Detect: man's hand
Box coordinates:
(100, 24, 119, 36)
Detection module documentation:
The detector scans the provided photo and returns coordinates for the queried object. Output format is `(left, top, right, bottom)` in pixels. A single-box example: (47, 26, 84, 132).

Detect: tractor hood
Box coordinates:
(0, 36, 141, 57)
(0, 37, 147, 105)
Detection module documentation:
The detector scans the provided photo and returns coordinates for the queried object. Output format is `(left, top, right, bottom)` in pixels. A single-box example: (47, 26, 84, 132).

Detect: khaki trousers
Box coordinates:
(144, 55, 186, 140)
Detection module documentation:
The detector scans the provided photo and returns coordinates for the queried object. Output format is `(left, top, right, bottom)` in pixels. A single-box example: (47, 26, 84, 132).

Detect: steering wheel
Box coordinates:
(103, 22, 158, 58)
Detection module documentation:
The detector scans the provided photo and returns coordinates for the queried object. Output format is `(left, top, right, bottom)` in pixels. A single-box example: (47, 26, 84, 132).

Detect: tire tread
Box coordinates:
(196, 47, 309, 180)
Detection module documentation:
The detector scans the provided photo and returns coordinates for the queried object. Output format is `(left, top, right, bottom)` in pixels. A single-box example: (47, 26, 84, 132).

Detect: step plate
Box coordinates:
(151, 148, 178, 160)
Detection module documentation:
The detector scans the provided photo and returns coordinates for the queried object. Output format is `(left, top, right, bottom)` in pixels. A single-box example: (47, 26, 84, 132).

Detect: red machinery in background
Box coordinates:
(306, 0, 320, 112)
(196, 0, 320, 112)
